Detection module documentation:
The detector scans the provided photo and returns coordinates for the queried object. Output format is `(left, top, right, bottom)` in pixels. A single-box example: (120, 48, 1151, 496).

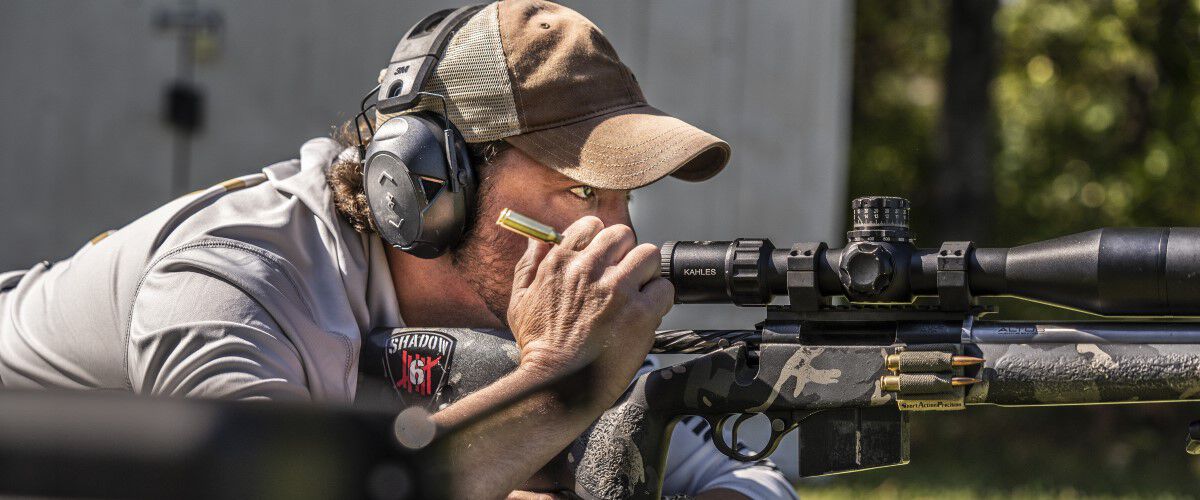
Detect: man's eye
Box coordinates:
(569, 186, 595, 200)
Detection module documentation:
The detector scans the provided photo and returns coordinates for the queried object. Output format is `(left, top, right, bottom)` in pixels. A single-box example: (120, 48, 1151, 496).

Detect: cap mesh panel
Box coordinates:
(379, 3, 520, 142)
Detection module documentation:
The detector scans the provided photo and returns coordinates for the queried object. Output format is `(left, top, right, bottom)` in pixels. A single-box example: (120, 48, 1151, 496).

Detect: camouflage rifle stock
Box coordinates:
(565, 317, 1200, 498)
(359, 196, 1200, 499)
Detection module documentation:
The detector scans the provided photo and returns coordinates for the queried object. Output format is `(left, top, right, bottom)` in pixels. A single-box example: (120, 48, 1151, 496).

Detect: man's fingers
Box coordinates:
(614, 243, 663, 288)
(512, 238, 552, 293)
(640, 277, 675, 317)
(558, 216, 605, 252)
(581, 224, 637, 265)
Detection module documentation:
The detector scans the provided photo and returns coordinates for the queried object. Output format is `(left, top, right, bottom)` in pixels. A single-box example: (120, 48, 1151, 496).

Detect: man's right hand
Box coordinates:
(507, 216, 674, 410)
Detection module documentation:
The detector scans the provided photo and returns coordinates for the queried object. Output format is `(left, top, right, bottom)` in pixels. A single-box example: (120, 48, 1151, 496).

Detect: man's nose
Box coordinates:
(596, 203, 635, 240)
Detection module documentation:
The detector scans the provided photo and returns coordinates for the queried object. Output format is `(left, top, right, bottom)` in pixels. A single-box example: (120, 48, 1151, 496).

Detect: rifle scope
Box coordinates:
(660, 196, 1200, 316)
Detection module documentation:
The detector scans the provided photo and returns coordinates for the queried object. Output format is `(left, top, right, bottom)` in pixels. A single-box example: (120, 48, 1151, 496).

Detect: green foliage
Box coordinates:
(849, 0, 945, 242)
(992, 0, 1200, 243)
(850, 0, 1200, 246)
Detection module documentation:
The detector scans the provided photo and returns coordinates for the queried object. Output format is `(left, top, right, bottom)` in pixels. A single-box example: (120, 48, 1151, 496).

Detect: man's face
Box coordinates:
(451, 146, 633, 323)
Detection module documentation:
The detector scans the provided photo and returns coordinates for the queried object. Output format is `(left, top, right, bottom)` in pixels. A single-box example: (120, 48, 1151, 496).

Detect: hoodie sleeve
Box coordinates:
(639, 357, 798, 499)
(126, 262, 310, 401)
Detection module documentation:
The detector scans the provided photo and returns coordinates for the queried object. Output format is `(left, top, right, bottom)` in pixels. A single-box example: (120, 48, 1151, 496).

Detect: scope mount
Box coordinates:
(787, 196, 977, 313)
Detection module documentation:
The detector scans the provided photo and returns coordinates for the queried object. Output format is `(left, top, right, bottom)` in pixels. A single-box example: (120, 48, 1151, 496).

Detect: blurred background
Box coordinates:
(2, 0, 1200, 497)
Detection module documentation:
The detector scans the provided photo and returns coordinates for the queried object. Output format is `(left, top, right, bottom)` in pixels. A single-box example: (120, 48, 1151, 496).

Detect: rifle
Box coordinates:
(359, 196, 1200, 499)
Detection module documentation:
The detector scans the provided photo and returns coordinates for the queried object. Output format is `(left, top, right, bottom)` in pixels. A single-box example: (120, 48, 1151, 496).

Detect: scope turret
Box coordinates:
(848, 196, 913, 243)
(661, 196, 1200, 316)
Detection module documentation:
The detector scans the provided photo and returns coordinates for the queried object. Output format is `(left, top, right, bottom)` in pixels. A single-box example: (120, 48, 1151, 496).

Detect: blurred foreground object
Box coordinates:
(0, 390, 443, 500)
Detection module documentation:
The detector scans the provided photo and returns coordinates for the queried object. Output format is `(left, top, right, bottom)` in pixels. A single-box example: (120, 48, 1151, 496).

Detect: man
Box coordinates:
(0, 1, 795, 498)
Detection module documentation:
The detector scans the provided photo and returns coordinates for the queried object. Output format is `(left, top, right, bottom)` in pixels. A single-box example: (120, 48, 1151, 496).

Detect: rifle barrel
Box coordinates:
(970, 321, 1200, 343)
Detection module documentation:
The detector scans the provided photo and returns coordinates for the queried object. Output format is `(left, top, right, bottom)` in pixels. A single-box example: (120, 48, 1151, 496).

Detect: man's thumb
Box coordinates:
(512, 238, 551, 293)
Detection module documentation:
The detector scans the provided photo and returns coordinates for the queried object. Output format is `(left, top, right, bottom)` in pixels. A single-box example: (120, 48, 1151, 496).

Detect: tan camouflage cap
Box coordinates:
(384, 0, 730, 190)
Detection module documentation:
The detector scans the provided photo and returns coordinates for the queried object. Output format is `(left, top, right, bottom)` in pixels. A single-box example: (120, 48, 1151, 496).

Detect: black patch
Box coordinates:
(383, 330, 457, 409)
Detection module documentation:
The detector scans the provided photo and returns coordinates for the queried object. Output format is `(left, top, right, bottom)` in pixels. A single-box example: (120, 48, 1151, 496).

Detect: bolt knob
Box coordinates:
(838, 242, 894, 297)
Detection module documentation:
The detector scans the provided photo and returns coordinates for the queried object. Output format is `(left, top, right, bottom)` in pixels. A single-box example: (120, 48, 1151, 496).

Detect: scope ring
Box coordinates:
(704, 413, 794, 462)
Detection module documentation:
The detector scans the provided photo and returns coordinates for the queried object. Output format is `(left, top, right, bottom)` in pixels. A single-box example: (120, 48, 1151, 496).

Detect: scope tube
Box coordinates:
(663, 228, 1200, 316)
(964, 228, 1200, 315)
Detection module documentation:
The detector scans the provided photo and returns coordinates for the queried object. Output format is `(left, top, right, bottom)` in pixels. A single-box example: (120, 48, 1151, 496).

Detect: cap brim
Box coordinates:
(504, 105, 730, 190)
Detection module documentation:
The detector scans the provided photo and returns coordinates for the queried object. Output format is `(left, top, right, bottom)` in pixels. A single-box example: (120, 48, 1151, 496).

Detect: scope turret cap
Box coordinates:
(382, 0, 731, 190)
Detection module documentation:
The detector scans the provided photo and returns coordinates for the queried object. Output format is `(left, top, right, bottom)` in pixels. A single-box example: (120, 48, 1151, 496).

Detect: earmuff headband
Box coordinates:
(377, 4, 487, 115)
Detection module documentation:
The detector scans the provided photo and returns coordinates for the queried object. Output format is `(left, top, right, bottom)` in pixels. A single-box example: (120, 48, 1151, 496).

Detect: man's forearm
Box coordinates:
(431, 364, 604, 499)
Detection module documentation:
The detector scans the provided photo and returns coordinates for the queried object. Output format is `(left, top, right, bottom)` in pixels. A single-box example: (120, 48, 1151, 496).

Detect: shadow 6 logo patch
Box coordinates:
(384, 330, 456, 408)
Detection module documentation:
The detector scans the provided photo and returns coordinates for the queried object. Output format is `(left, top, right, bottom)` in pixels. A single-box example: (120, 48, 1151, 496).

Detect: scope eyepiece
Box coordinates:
(659, 239, 781, 306)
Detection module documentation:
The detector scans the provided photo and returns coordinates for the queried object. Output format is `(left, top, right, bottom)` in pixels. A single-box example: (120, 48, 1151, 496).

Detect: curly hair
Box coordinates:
(326, 117, 510, 234)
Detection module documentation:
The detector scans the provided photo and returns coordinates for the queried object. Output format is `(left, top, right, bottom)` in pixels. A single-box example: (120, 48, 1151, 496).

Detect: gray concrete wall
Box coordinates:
(0, 0, 853, 481)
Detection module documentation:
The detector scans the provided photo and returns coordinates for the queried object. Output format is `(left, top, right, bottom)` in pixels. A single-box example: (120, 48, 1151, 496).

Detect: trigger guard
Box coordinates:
(705, 413, 786, 462)
(728, 413, 756, 451)
(704, 414, 740, 458)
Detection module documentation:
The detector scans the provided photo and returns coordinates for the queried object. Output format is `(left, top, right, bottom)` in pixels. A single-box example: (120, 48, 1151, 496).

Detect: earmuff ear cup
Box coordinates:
(363, 113, 475, 258)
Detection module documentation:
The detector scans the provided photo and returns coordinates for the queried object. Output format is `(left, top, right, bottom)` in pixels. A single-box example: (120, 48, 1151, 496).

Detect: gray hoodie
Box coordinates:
(0, 138, 399, 402)
(0, 138, 795, 498)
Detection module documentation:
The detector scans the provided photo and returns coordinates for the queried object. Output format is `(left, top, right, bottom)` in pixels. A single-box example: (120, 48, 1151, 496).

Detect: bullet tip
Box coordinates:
(951, 377, 982, 387)
(952, 356, 985, 367)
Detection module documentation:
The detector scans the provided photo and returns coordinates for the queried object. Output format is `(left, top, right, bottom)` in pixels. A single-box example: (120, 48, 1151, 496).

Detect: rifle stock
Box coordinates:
(360, 321, 1200, 499)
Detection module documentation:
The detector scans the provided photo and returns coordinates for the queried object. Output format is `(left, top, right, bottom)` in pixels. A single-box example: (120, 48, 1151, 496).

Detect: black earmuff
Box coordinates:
(358, 4, 486, 258)
(363, 113, 475, 258)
